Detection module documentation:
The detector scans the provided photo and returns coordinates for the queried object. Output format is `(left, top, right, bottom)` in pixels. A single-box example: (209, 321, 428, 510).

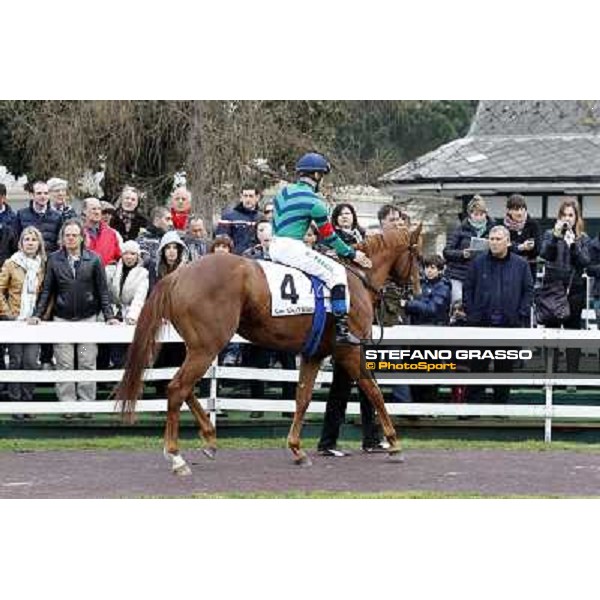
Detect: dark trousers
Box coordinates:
(545, 290, 585, 373)
(40, 343, 53, 365)
(7, 344, 40, 402)
(242, 344, 268, 398)
(110, 343, 128, 369)
(467, 357, 514, 404)
(270, 350, 296, 400)
(0, 343, 6, 397)
(318, 362, 381, 450)
(411, 386, 439, 403)
(96, 343, 111, 370)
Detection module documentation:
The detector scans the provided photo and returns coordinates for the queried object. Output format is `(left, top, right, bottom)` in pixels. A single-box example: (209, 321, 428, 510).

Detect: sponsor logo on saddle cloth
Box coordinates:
(257, 261, 350, 317)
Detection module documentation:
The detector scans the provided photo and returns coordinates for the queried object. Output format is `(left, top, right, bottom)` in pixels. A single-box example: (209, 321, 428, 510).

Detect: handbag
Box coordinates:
(535, 274, 573, 325)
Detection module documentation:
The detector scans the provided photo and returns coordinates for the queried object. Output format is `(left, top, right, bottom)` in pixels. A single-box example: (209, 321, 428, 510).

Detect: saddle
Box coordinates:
(257, 260, 349, 357)
(256, 260, 349, 317)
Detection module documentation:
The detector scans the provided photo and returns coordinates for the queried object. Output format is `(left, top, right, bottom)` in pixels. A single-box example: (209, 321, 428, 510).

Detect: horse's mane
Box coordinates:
(359, 228, 410, 256)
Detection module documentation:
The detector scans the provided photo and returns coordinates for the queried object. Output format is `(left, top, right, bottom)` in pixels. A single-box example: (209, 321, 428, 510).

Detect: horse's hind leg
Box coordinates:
(288, 357, 321, 466)
(164, 351, 217, 475)
(186, 394, 217, 459)
(335, 348, 403, 462)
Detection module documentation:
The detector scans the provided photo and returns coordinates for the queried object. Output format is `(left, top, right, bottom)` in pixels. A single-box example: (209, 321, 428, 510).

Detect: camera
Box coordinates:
(561, 222, 569, 235)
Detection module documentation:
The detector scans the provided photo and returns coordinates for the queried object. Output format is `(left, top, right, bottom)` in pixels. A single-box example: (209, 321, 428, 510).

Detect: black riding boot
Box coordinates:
(331, 284, 361, 345)
(334, 313, 361, 345)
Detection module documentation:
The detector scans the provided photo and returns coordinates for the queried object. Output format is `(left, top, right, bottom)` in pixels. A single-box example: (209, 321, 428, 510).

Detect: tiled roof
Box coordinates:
(470, 100, 600, 135)
(380, 101, 600, 183)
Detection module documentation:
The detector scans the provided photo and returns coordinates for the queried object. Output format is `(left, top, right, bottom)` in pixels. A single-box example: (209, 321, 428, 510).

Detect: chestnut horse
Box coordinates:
(114, 226, 421, 475)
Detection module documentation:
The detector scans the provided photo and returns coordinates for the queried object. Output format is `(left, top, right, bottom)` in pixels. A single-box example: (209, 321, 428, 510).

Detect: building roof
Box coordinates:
(380, 101, 600, 185)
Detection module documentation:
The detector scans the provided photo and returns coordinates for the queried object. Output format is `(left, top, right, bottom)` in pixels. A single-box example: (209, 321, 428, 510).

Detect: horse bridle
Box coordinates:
(340, 239, 421, 345)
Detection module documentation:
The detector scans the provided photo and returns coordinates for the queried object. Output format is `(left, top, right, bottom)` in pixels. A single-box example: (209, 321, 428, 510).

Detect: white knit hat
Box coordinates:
(121, 240, 141, 254)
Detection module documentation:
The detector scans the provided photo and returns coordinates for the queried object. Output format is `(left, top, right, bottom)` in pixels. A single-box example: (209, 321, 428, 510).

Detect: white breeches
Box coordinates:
(269, 236, 347, 289)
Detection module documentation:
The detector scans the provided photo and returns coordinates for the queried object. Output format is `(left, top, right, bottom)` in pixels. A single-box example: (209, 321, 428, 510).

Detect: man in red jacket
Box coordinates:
(82, 197, 121, 266)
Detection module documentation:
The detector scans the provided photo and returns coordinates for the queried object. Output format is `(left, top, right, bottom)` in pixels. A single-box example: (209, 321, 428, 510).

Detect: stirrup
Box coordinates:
(335, 318, 361, 345)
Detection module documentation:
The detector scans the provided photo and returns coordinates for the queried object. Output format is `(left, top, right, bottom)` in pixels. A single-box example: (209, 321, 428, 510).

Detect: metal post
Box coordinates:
(544, 384, 553, 443)
(584, 272, 591, 330)
(544, 347, 554, 443)
(208, 357, 218, 428)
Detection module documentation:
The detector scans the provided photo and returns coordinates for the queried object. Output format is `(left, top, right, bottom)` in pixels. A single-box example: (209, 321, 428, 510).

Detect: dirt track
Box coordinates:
(1, 447, 600, 498)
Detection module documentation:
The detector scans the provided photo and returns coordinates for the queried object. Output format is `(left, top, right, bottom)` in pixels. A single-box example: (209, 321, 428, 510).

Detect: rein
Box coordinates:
(339, 238, 420, 346)
(339, 261, 386, 346)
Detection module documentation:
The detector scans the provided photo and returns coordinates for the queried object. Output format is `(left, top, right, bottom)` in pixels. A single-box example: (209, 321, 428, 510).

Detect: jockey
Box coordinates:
(269, 152, 372, 345)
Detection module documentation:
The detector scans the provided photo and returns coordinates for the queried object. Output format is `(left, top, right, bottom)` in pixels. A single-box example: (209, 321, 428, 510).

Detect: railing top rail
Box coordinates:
(0, 322, 598, 346)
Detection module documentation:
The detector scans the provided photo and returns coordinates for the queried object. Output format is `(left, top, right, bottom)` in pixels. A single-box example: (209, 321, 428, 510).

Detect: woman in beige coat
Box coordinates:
(0, 226, 46, 418)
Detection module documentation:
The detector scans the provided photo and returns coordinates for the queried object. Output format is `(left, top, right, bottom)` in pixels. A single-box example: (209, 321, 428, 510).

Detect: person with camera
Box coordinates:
(539, 198, 591, 376)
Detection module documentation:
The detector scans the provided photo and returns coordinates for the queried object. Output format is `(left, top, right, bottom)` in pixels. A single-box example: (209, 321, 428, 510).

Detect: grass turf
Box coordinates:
(2, 433, 600, 453)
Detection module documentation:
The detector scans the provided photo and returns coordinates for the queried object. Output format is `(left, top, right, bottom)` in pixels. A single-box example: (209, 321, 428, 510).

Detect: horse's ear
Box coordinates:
(410, 222, 423, 244)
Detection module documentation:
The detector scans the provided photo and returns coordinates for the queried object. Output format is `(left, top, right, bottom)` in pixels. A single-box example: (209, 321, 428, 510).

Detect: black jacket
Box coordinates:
(215, 202, 262, 254)
(443, 217, 496, 282)
(0, 203, 16, 229)
(587, 234, 600, 297)
(406, 276, 452, 325)
(464, 250, 533, 327)
(112, 209, 149, 242)
(34, 248, 113, 321)
(506, 216, 541, 264)
(16, 202, 62, 254)
(55, 204, 78, 222)
(0, 223, 17, 269)
(539, 229, 591, 292)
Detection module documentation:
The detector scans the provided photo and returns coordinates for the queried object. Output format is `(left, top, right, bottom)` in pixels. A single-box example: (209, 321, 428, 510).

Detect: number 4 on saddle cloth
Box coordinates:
(257, 260, 351, 358)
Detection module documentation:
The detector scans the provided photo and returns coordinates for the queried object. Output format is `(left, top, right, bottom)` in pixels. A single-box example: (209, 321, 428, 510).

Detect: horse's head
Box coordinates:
(390, 223, 422, 296)
(360, 224, 423, 296)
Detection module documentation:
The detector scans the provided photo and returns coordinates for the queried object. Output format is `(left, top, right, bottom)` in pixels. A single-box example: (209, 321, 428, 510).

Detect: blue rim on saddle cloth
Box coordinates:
(302, 276, 327, 359)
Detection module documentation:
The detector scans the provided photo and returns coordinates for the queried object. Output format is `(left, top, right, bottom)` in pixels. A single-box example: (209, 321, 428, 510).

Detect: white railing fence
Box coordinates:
(0, 322, 599, 442)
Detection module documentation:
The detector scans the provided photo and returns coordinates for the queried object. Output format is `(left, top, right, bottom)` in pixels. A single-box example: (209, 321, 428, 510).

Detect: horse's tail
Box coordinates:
(114, 277, 171, 424)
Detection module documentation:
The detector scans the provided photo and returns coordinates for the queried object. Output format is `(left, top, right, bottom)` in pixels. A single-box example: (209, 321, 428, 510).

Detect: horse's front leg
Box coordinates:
(186, 394, 217, 460)
(288, 357, 321, 466)
(356, 376, 403, 462)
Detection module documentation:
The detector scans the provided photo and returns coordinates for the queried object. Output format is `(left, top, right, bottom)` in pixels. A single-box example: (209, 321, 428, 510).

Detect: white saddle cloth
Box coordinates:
(257, 260, 349, 317)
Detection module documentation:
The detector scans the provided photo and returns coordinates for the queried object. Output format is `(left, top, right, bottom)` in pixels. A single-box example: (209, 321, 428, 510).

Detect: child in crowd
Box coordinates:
(403, 255, 451, 403)
(405, 255, 451, 325)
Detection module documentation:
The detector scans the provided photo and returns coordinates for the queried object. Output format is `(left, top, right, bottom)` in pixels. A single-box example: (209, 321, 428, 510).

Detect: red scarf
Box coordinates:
(171, 208, 189, 231)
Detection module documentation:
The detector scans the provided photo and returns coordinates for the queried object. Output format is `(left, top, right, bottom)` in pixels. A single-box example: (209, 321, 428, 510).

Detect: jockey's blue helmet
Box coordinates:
(295, 152, 331, 175)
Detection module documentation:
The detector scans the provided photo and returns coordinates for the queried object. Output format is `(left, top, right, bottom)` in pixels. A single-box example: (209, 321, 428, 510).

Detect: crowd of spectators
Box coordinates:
(0, 179, 597, 433)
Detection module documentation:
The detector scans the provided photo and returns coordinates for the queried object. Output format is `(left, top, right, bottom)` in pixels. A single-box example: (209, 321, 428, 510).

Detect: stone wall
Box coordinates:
(330, 186, 460, 256)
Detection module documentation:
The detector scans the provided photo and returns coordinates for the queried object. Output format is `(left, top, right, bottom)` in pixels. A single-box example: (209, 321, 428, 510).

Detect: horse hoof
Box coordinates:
(173, 463, 192, 476)
(387, 451, 405, 463)
(293, 453, 313, 467)
(202, 446, 217, 460)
